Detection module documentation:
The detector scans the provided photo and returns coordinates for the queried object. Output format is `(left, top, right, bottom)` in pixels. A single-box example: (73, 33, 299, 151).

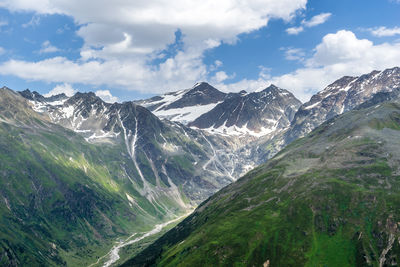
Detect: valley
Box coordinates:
(1, 1, 399, 266)
(125, 97, 400, 266)
(0, 67, 399, 266)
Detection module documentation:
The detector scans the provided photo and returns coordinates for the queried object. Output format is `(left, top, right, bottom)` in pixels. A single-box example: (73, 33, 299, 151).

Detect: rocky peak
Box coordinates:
(260, 84, 280, 92)
(164, 82, 226, 110)
(189, 84, 301, 138)
(67, 91, 97, 102)
(285, 66, 400, 144)
(18, 89, 68, 103)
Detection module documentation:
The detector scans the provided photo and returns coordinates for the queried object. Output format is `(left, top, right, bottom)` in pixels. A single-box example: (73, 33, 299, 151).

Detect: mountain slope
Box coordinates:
(22, 89, 246, 203)
(0, 88, 171, 266)
(189, 85, 301, 137)
(124, 99, 400, 266)
(137, 83, 301, 139)
(135, 82, 226, 125)
(285, 67, 400, 143)
(249, 67, 400, 165)
(2, 86, 251, 266)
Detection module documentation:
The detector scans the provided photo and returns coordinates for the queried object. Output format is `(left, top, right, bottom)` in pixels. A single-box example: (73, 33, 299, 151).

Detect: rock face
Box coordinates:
(1, 86, 259, 266)
(285, 67, 400, 143)
(125, 97, 400, 267)
(248, 67, 400, 165)
(19, 88, 68, 103)
(135, 82, 227, 125)
(20, 89, 255, 203)
(137, 83, 301, 139)
(189, 85, 301, 137)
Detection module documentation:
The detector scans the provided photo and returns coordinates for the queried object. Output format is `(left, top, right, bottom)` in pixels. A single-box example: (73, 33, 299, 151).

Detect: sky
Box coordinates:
(0, 0, 399, 103)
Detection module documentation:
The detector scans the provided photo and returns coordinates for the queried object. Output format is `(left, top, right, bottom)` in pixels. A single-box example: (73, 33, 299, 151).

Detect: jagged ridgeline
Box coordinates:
(125, 100, 400, 266)
(1, 67, 400, 266)
(0, 87, 232, 266)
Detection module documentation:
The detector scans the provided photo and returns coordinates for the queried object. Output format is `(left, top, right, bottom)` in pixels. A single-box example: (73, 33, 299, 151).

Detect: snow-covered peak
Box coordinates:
(286, 66, 400, 143)
(135, 82, 226, 124)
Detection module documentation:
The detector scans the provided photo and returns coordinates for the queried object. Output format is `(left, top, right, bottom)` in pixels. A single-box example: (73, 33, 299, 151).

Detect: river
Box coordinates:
(88, 212, 191, 267)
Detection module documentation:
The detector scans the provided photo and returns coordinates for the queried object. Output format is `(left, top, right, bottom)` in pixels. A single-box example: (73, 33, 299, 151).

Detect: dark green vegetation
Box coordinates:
(125, 101, 400, 266)
(0, 89, 189, 266)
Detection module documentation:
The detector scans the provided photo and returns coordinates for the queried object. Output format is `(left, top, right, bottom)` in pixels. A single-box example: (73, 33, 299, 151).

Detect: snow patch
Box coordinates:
(303, 101, 320, 110)
(199, 121, 277, 137)
(61, 106, 74, 118)
(141, 89, 188, 111)
(153, 102, 222, 124)
(340, 78, 357, 92)
(126, 193, 136, 207)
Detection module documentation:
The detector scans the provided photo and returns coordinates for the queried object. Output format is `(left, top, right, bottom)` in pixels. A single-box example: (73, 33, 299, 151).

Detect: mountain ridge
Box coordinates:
(124, 97, 400, 266)
(136, 82, 301, 140)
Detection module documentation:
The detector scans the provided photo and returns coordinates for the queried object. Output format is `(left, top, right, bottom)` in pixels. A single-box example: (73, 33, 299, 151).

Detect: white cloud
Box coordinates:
(1, 0, 307, 59)
(95, 90, 118, 103)
(220, 30, 400, 102)
(0, 0, 307, 94)
(44, 83, 77, 97)
(369, 26, 400, 37)
(286, 12, 331, 35)
(286, 26, 304, 35)
(212, 71, 235, 83)
(209, 60, 223, 72)
(0, 47, 5, 55)
(284, 48, 305, 61)
(39, 41, 60, 54)
(0, 53, 208, 94)
(302, 12, 331, 27)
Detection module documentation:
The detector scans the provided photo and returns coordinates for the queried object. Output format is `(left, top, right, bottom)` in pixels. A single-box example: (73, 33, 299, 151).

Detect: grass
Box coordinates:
(124, 101, 400, 267)
(0, 120, 190, 266)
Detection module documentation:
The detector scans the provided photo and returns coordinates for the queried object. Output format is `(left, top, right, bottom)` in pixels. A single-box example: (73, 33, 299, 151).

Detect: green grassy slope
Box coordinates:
(0, 89, 189, 266)
(124, 101, 400, 267)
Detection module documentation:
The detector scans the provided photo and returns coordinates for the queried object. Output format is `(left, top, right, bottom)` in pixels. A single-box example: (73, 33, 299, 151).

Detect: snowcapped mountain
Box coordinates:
(135, 82, 226, 124)
(138, 83, 301, 139)
(19, 89, 256, 203)
(19, 88, 69, 113)
(285, 67, 400, 143)
(234, 67, 400, 167)
(189, 85, 301, 137)
(127, 94, 400, 267)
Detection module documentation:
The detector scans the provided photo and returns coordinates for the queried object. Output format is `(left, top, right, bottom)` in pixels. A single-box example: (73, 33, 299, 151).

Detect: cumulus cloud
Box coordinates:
(212, 71, 236, 83)
(286, 12, 331, 35)
(283, 48, 305, 61)
(95, 90, 118, 103)
(39, 41, 60, 54)
(368, 26, 400, 37)
(220, 30, 400, 102)
(302, 12, 331, 27)
(44, 83, 77, 97)
(0, 0, 307, 94)
(286, 26, 304, 35)
(0, 52, 208, 93)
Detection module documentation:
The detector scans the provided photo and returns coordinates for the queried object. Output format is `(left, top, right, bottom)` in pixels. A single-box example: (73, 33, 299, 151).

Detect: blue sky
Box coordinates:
(0, 0, 399, 102)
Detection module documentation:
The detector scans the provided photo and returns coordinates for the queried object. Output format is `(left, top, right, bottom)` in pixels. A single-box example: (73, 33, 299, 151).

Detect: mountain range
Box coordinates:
(126, 96, 400, 266)
(0, 67, 399, 266)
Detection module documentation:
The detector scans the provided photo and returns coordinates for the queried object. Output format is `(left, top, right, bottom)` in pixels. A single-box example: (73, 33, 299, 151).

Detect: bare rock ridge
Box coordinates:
(1, 66, 399, 266)
(188, 84, 301, 137)
(285, 67, 400, 144)
(136, 82, 301, 138)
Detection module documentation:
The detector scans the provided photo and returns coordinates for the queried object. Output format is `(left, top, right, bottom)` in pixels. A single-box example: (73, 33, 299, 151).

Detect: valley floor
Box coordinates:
(88, 211, 193, 267)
